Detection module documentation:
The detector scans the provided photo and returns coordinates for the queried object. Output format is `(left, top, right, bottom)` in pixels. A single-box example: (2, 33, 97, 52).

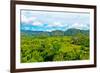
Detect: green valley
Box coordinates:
(21, 29, 89, 63)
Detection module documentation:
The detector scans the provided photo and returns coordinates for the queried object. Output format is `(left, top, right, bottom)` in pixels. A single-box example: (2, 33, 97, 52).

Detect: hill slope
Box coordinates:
(21, 28, 89, 36)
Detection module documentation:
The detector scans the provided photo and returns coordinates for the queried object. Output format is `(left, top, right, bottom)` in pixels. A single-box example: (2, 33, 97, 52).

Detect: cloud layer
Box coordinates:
(21, 10, 90, 31)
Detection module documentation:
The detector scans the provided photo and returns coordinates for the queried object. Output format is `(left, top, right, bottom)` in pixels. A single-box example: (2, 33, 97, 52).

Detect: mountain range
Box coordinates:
(21, 28, 89, 36)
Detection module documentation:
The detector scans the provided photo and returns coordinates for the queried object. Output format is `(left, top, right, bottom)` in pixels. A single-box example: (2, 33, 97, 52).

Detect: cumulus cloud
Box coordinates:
(69, 23, 89, 30)
(46, 22, 68, 28)
(21, 14, 37, 23)
(21, 10, 90, 31)
(52, 22, 63, 27)
(32, 21, 43, 26)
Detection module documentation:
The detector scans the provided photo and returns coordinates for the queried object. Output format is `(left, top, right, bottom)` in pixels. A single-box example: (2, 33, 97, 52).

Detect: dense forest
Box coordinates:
(21, 28, 90, 63)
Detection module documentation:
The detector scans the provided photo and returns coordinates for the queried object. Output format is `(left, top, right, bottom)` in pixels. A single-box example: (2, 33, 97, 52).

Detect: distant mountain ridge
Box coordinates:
(64, 28, 89, 36)
(21, 28, 89, 36)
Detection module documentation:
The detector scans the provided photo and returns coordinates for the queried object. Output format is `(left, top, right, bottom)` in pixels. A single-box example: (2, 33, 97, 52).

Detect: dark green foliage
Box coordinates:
(51, 30, 64, 36)
(64, 28, 89, 36)
(71, 33, 89, 47)
(21, 29, 90, 63)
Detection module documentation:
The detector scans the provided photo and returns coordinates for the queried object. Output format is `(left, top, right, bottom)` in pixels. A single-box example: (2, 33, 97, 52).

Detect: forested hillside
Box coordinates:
(21, 28, 89, 63)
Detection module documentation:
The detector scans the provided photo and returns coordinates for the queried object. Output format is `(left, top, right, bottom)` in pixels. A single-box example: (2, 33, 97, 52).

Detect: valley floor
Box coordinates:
(21, 35, 89, 63)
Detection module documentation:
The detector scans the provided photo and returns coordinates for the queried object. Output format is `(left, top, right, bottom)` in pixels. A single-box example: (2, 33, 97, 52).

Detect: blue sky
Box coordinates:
(21, 10, 90, 31)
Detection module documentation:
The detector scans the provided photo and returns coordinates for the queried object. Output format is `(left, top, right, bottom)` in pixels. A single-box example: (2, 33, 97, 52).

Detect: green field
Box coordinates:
(21, 33, 89, 63)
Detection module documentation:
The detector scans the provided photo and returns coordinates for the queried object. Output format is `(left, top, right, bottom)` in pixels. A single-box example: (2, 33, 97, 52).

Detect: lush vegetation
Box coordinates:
(21, 29, 90, 63)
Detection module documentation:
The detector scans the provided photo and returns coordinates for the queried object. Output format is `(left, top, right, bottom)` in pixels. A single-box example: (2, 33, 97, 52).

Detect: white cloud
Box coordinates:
(32, 21, 43, 26)
(47, 22, 68, 27)
(70, 23, 89, 30)
(53, 22, 63, 27)
(45, 29, 53, 32)
(21, 15, 37, 23)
